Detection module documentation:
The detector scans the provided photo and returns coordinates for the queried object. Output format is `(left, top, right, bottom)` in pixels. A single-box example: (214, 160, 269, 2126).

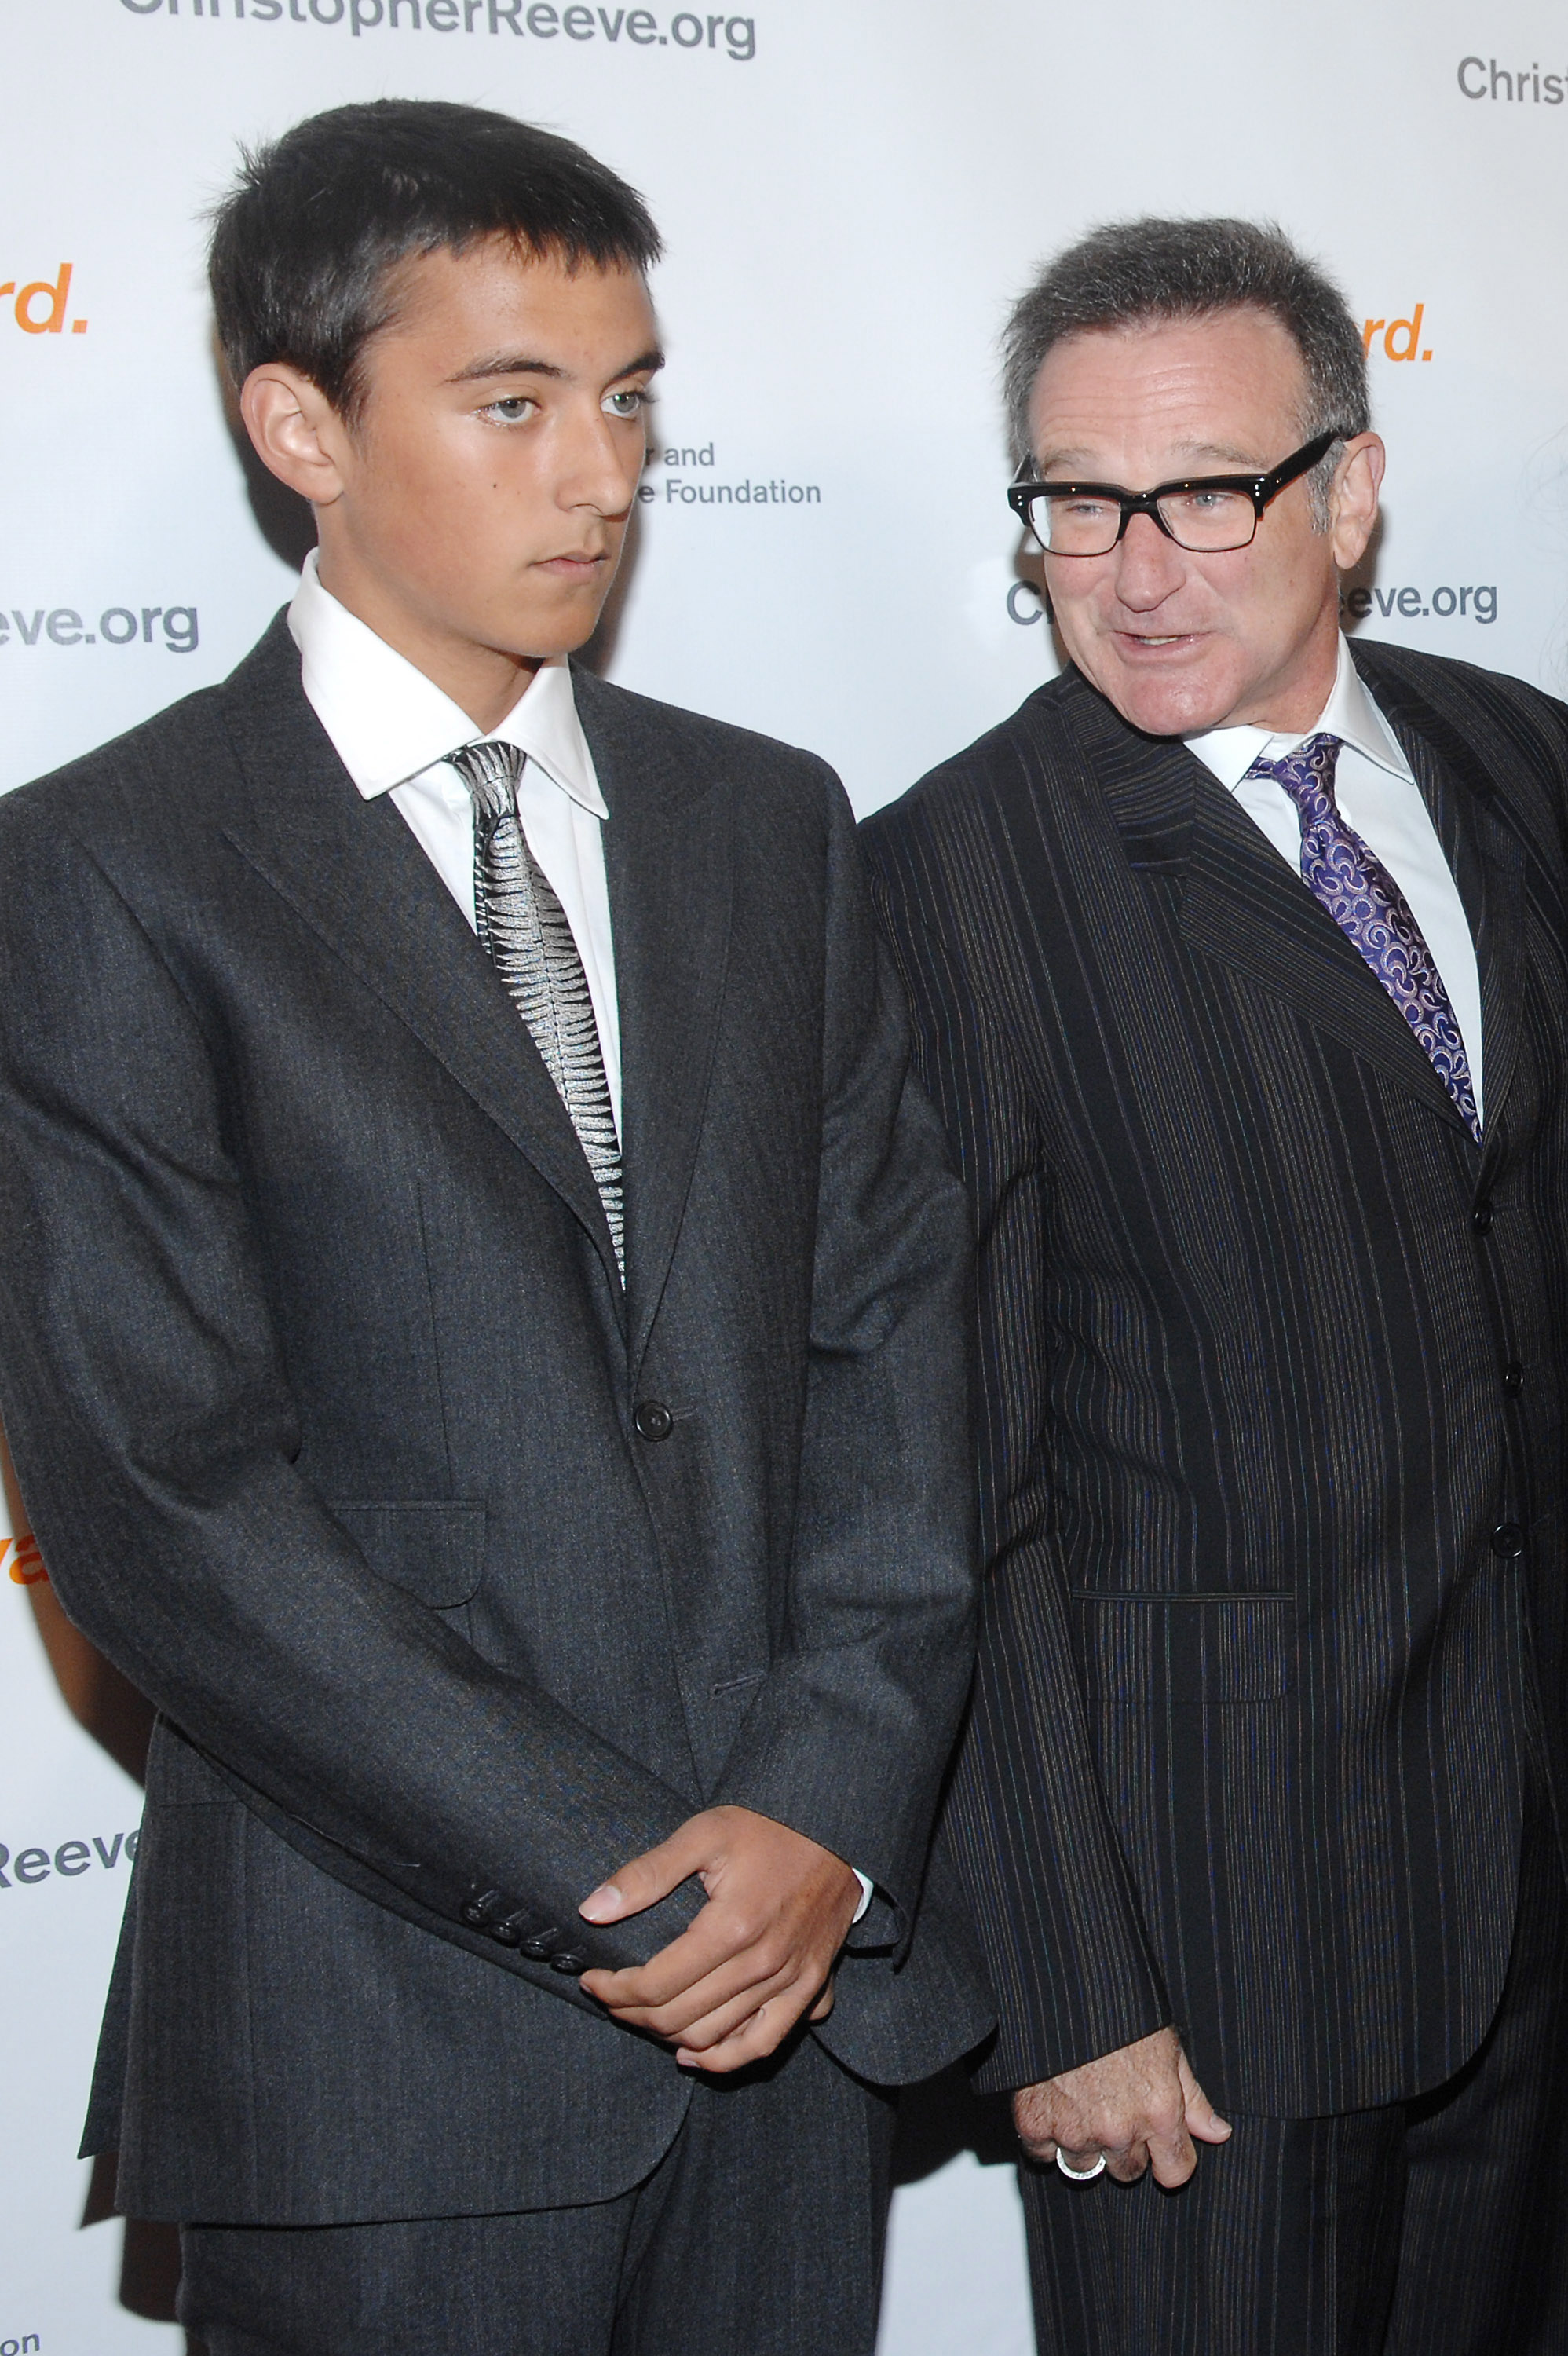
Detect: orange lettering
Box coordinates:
(1383, 305, 1425, 362)
(7, 1533, 47, 1585)
(16, 264, 72, 335)
(1362, 318, 1385, 352)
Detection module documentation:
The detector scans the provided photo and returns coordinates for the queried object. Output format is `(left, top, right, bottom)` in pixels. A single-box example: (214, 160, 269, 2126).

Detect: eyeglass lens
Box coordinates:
(1025, 486, 1259, 556)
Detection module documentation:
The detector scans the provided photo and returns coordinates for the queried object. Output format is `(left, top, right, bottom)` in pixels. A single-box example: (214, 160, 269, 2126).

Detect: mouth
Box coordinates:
(1113, 628, 1205, 656)
(537, 549, 611, 577)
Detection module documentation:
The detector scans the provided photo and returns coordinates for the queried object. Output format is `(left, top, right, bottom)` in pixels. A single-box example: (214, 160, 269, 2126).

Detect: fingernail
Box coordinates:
(579, 1883, 621, 1922)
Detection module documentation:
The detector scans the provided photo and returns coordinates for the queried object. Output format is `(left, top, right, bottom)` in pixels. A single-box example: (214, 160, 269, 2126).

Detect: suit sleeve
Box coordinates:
(712, 772, 981, 1934)
(862, 810, 1171, 2090)
(0, 806, 701, 1999)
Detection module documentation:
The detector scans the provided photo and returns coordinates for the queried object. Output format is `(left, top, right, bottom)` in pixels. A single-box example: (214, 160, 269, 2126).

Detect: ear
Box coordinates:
(239, 364, 352, 508)
(1329, 432, 1384, 571)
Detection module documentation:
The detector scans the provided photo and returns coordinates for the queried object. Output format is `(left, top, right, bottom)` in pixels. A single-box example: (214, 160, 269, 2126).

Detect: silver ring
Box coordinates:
(1055, 2149, 1107, 2182)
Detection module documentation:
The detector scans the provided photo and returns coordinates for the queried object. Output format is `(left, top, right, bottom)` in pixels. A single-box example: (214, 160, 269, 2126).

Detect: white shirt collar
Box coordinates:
(1184, 633, 1413, 791)
(287, 548, 607, 818)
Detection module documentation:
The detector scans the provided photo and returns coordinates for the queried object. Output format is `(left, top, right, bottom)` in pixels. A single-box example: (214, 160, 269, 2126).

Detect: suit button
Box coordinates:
(1504, 1362, 1525, 1397)
(490, 1916, 524, 1948)
(1491, 1522, 1526, 1558)
(520, 1930, 558, 1961)
(1472, 1198, 1495, 1235)
(634, 1399, 674, 1442)
(460, 1888, 506, 1928)
(550, 1951, 587, 1974)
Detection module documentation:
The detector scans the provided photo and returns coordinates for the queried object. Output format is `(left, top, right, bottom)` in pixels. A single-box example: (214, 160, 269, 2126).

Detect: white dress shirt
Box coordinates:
(286, 554, 875, 1923)
(288, 550, 622, 1132)
(1185, 634, 1484, 1123)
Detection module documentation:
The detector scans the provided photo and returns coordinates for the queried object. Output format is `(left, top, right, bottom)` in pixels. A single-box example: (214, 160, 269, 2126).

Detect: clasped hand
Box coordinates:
(578, 1804, 862, 2075)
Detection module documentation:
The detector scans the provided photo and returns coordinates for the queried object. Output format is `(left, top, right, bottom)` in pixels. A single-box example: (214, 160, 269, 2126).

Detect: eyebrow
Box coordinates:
(446, 346, 666, 386)
(1168, 439, 1266, 468)
(1036, 438, 1268, 478)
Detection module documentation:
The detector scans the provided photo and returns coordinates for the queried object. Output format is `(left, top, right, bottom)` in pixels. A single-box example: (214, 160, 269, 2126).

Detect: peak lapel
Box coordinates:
(574, 671, 734, 1366)
(214, 623, 626, 1304)
(1063, 674, 1469, 1135)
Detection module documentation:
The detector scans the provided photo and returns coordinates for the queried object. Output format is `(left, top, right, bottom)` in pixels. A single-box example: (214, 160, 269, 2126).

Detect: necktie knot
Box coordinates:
(447, 738, 524, 834)
(1245, 731, 1342, 822)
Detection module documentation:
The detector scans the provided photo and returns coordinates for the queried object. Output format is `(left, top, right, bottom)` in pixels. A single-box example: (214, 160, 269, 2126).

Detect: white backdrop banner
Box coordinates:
(3, 0, 1566, 2344)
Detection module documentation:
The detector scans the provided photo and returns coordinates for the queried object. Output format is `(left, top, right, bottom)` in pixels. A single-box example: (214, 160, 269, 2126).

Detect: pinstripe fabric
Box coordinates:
(1018, 1786, 1568, 2356)
(861, 642, 1568, 2121)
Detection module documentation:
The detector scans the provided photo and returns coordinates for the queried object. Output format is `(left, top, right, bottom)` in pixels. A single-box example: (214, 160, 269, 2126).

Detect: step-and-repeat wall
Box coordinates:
(3, 0, 1566, 2345)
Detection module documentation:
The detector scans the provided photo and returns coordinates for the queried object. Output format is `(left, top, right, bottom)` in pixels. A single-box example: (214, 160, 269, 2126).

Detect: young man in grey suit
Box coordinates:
(864, 220, 1568, 2353)
(0, 101, 987, 2354)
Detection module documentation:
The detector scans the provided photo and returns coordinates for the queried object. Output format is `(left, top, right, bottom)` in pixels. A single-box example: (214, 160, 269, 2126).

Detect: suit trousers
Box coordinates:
(1021, 1787, 1568, 2356)
(177, 2032, 895, 2356)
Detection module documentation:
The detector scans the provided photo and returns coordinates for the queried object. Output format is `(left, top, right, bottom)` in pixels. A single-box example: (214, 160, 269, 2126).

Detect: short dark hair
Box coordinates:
(1003, 218, 1369, 521)
(209, 98, 661, 420)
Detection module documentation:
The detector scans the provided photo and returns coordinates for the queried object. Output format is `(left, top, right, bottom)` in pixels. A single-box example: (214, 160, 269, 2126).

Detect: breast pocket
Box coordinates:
(1070, 1591, 1296, 1705)
(326, 1499, 486, 1611)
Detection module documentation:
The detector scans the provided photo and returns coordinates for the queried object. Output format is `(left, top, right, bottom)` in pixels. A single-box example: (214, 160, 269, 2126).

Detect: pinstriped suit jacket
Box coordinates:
(862, 642, 1568, 2119)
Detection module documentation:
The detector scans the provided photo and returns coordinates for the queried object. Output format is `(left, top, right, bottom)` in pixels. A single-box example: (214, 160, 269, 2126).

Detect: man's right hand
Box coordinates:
(1012, 2025, 1231, 2187)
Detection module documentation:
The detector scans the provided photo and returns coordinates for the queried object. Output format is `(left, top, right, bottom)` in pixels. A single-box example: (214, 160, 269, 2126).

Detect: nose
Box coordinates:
(559, 404, 641, 519)
(1109, 510, 1188, 612)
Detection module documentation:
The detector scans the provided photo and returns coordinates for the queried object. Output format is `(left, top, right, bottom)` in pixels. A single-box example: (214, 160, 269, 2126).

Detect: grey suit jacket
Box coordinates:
(864, 642, 1568, 2119)
(0, 615, 991, 2224)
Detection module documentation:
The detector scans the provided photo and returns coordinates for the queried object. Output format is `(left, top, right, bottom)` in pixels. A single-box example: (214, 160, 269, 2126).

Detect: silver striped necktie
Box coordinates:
(447, 739, 624, 1279)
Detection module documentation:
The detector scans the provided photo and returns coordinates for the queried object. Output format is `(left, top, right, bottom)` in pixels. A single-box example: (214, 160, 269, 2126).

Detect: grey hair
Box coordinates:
(1003, 217, 1370, 529)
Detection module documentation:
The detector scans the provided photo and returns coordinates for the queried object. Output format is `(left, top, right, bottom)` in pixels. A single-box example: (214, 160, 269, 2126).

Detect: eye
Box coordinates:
(603, 387, 649, 419)
(480, 396, 537, 426)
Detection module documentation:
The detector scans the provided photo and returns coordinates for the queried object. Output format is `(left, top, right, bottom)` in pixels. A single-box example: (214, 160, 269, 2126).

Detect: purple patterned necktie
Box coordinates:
(1246, 732, 1482, 1141)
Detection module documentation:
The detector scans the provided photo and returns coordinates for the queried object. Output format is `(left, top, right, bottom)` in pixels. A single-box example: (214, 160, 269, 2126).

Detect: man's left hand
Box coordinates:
(578, 1805, 861, 2073)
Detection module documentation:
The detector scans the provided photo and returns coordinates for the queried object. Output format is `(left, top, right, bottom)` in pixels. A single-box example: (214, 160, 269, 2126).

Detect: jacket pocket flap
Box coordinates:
(1070, 1591, 1294, 1704)
(327, 1499, 486, 1608)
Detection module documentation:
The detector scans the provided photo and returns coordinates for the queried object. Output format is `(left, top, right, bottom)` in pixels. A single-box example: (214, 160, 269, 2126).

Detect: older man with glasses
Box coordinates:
(864, 218, 1568, 2355)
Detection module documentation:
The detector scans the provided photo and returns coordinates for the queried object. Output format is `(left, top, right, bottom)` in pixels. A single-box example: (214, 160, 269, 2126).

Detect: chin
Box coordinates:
(1098, 659, 1241, 742)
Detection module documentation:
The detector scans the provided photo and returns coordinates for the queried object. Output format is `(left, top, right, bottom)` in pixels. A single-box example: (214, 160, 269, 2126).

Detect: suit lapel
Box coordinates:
(214, 619, 626, 1306)
(1062, 673, 1470, 1135)
(1352, 644, 1526, 1151)
(574, 668, 734, 1367)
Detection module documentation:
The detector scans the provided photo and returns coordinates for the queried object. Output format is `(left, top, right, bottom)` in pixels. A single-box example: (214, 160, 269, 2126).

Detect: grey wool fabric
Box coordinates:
(0, 612, 992, 2229)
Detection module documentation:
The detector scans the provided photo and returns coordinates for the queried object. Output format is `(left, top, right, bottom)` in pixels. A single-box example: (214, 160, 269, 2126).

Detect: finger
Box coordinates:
(1011, 2090, 1057, 2158)
(1059, 2144, 1110, 2178)
(1103, 2139, 1150, 2185)
(662, 1970, 806, 2054)
(808, 1981, 835, 2022)
(1177, 2060, 1233, 2143)
(676, 1983, 816, 2074)
(579, 1820, 713, 1925)
(1146, 2124, 1199, 2189)
(580, 1903, 766, 2013)
(607, 1957, 799, 2048)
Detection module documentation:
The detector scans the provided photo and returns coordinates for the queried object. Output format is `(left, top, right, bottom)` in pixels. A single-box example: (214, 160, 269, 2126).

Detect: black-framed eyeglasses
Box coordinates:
(1007, 430, 1354, 557)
